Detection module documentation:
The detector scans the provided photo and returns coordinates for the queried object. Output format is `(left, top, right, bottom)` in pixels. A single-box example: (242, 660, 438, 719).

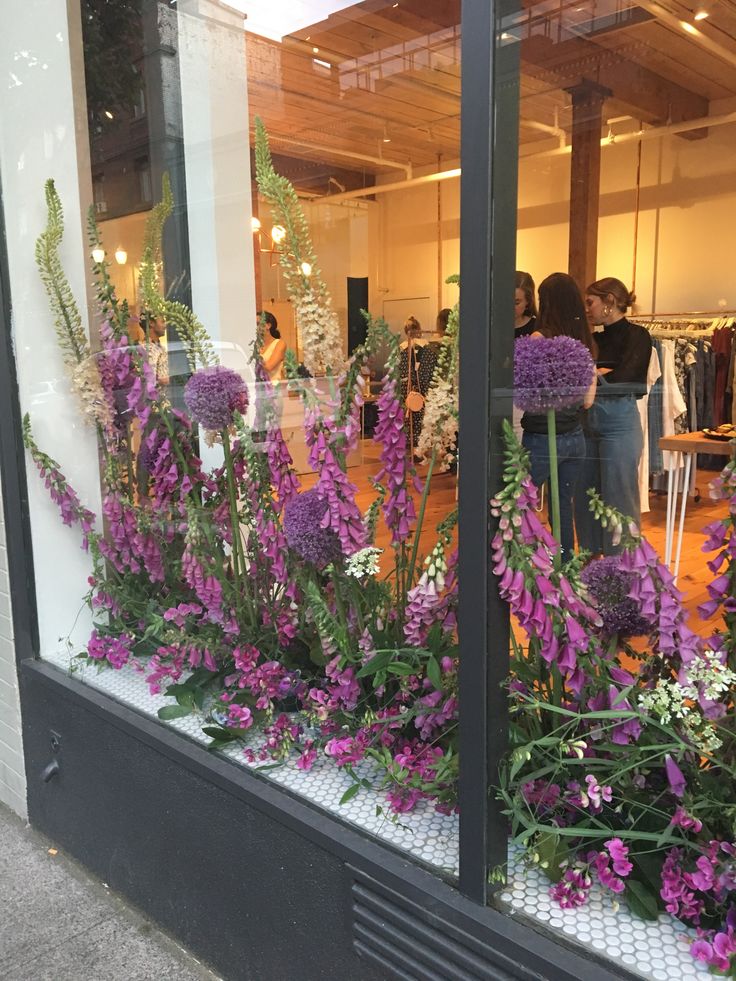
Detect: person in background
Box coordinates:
(400, 316, 437, 455)
(258, 310, 286, 383)
(513, 270, 538, 438)
(521, 273, 597, 558)
(515, 270, 538, 337)
(574, 277, 652, 555)
(436, 307, 452, 337)
(141, 313, 169, 386)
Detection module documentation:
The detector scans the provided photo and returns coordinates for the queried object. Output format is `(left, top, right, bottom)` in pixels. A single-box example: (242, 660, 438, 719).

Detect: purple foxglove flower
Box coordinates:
(665, 755, 686, 798)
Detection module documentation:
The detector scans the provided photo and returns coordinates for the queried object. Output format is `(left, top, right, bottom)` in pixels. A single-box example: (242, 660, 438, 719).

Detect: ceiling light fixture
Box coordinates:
(104, 110, 114, 120)
(312, 46, 319, 53)
(313, 57, 332, 69)
(680, 18, 699, 33)
(693, 5, 710, 19)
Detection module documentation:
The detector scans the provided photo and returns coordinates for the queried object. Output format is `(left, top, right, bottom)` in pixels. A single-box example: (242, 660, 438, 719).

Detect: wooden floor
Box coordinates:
(309, 441, 728, 639)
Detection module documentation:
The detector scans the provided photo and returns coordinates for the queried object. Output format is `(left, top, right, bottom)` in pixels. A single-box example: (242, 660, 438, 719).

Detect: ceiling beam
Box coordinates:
(522, 34, 709, 138)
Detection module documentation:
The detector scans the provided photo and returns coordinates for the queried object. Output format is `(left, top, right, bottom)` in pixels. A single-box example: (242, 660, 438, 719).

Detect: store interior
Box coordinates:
(92, 0, 736, 594)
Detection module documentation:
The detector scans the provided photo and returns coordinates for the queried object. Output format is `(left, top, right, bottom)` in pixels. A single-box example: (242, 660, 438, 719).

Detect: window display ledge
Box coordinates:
(40, 649, 708, 981)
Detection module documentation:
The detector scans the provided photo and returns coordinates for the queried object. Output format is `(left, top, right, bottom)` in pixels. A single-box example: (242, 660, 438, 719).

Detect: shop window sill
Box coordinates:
(41, 649, 708, 981)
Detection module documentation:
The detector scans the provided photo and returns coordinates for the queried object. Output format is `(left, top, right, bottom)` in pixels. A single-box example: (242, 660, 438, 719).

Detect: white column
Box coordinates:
(0, 0, 101, 656)
(177, 0, 257, 359)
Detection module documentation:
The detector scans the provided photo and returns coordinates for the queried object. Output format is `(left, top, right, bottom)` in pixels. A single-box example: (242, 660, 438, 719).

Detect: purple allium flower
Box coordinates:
(184, 365, 249, 431)
(581, 556, 653, 638)
(283, 488, 342, 567)
(514, 335, 594, 413)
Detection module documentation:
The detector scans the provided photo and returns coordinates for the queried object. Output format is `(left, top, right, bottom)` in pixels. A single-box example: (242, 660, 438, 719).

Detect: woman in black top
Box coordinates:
(521, 273, 596, 558)
(574, 277, 652, 555)
(515, 270, 538, 338)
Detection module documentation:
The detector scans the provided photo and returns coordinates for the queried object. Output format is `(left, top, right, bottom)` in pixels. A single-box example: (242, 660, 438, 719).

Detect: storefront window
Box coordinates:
(5, 0, 736, 974)
(496, 1, 736, 975)
(10, 0, 463, 874)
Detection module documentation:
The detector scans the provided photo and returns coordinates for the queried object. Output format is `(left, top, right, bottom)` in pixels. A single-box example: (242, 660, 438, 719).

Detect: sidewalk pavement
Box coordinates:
(0, 802, 222, 981)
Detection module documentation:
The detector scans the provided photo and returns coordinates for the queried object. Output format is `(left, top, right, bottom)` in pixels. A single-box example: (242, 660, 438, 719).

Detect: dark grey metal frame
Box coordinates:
(458, 0, 519, 902)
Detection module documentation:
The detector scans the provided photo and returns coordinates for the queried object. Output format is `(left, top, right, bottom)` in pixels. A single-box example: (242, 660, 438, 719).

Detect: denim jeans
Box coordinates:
(574, 397, 643, 555)
(522, 426, 585, 558)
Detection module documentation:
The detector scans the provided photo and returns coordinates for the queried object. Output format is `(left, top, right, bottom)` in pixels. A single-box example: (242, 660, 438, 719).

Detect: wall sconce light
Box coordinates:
(693, 4, 710, 19)
(251, 216, 262, 233)
(270, 225, 286, 245)
(91, 247, 105, 264)
(114, 248, 128, 265)
(300, 261, 313, 277)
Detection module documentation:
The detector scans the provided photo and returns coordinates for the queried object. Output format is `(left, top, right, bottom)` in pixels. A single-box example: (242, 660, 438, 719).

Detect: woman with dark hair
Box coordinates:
(521, 273, 596, 557)
(574, 277, 652, 555)
(515, 270, 538, 337)
(258, 309, 286, 382)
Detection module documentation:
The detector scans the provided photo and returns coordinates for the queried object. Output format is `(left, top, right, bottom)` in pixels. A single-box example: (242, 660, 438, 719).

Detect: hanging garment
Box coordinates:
(713, 327, 733, 427)
(660, 339, 687, 471)
(637, 345, 661, 514)
(648, 338, 664, 474)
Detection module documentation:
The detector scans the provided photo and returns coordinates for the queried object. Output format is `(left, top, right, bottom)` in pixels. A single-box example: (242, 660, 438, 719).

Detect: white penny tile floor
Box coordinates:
(43, 650, 709, 980)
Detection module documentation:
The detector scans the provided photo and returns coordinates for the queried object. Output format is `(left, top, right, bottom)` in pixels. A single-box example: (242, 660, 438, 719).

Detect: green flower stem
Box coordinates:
(546, 409, 562, 561)
(221, 433, 245, 601)
(406, 449, 436, 595)
(329, 566, 351, 653)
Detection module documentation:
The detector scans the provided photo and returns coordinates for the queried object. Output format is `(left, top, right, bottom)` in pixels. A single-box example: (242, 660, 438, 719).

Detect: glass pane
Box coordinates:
(498, 0, 736, 974)
(13, 0, 462, 874)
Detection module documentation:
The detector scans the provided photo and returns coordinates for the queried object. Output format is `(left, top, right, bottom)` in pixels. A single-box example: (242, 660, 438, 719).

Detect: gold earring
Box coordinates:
(603, 305, 611, 316)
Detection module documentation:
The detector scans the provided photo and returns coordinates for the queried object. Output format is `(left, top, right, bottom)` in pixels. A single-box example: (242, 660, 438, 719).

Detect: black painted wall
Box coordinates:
(21, 661, 635, 981)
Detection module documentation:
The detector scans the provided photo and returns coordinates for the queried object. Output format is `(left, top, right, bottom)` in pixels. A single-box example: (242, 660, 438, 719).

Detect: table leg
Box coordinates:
(674, 452, 692, 584)
(664, 453, 677, 568)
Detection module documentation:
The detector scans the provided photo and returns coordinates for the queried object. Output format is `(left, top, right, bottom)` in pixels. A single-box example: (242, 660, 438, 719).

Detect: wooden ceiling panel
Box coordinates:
(244, 0, 736, 178)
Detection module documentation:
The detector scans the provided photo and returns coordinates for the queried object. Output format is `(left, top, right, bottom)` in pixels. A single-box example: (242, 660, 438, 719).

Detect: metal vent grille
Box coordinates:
(349, 869, 518, 981)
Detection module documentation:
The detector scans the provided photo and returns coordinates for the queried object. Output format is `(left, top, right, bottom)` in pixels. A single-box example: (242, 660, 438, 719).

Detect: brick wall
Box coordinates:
(0, 481, 26, 818)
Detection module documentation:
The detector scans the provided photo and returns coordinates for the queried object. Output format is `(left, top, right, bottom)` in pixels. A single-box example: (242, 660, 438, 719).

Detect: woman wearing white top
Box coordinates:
(259, 311, 286, 383)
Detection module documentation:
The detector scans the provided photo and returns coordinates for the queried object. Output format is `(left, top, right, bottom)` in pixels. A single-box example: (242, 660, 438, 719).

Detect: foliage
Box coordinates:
(138, 174, 217, 369)
(416, 279, 459, 470)
(254, 118, 344, 377)
(25, 152, 460, 817)
(495, 422, 736, 974)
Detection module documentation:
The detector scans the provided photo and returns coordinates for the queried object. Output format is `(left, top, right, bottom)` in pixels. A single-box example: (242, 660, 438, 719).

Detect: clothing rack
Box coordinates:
(635, 308, 736, 319)
(635, 311, 736, 340)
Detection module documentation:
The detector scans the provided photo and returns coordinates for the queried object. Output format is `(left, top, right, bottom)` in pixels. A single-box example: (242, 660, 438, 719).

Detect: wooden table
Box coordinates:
(658, 431, 735, 581)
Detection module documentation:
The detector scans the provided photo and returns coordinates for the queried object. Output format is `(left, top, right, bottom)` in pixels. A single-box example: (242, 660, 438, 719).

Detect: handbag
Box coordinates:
(404, 342, 425, 413)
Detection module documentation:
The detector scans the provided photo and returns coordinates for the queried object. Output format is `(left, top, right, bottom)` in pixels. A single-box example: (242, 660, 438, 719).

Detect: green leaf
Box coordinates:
(157, 704, 193, 720)
(201, 726, 238, 742)
(356, 648, 394, 677)
(534, 833, 568, 884)
(207, 740, 233, 753)
(624, 880, 660, 921)
(387, 662, 417, 676)
(175, 688, 196, 709)
(426, 656, 443, 691)
(339, 783, 361, 805)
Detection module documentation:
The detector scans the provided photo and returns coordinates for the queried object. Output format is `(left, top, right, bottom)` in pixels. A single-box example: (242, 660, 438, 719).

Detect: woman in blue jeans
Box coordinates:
(521, 273, 596, 558)
(574, 277, 652, 555)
